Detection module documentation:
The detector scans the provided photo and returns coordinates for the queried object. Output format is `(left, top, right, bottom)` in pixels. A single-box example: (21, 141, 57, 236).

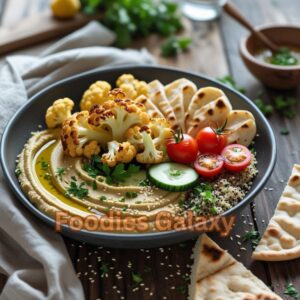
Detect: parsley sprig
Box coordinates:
(161, 36, 192, 57)
(284, 283, 300, 299)
(242, 230, 260, 249)
(217, 75, 246, 94)
(83, 155, 140, 185)
(66, 181, 89, 199)
(80, 0, 183, 47)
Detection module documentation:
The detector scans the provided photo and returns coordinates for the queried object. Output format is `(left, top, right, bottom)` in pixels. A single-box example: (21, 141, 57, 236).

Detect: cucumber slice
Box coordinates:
(147, 162, 199, 192)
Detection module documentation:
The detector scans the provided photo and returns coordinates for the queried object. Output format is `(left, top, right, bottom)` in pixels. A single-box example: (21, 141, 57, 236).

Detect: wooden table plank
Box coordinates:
(220, 0, 300, 298)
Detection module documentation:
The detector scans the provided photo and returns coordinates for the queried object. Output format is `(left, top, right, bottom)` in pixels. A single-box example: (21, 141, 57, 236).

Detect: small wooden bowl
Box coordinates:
(240, 25, 300, 90)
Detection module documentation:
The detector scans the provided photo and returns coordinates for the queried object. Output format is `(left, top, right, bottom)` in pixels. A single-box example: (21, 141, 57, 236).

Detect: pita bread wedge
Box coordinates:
(252, 164, 300, 261)
(225, 110, 257, 147)
(149, 80, 179, 130)
(135, 95, 164, 119)
(189, 234, 282, 300)
(186, 87, 232, 137)
(165, 79, 197, 131)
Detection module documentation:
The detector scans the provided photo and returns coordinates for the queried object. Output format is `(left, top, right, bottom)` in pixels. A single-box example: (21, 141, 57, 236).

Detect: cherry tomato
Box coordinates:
(221, 144, 252, 172)
(196, 127, 227, 154)
(167, 133, 198, 164)
(194, 154, 224, 178)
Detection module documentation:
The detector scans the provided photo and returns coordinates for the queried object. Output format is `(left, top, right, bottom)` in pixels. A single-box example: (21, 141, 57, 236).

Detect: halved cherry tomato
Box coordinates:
(167, 131, 198, 164)
(196, 127, 227, 154)
(194, 154, 224, 178)
(221, 144, 252, 172)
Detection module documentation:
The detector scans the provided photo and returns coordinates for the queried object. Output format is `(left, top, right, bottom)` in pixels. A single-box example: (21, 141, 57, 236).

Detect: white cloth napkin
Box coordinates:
(0, 21, 155, 300)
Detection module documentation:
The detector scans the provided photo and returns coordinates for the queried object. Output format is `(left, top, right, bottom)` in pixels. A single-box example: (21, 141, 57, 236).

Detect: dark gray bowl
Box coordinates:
(0, 65, 276, 248)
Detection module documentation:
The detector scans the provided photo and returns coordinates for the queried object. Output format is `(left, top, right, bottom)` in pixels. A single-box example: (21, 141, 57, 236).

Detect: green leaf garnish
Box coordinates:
(161, 36, 192, 57)
(242, 230, 260, 249)
(217, 75, 246, 94)
(15, 168, 22, 177)
(40, 160, 49, 171)
(266, 47, 298, 66)
(100, 263, 109, 278)
(56, 167, 65, 180)
(281, 128, 290, 135)
(284, 283, 299, 299)
(169, 168, 183, 177)
(274, 95, 298, 119)
(253, 99, 274, 117)
(125, 192, 138, 199)
(66, 181, 89, 199)
(132, 272, 143, 284)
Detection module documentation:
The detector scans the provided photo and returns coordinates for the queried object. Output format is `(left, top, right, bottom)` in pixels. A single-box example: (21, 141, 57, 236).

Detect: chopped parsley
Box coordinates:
(169, 168, 183, 177)
(92, 181, 97, 190)
(43, 173, 51, 180)
(274, 95, 298, 119)
(122, 206, 128, 212)
(125, 192, 138, 199)
(66, 181, 89, 199)
(132, 272, 143, 284)
(100, 263, 109, 278)
(281, 128, 290, 135)
(139, 179, 150, 186)
(253, 98, 274, 117)
(15, 168, 22, 177)
(266, 47, 298, 66)
(83, 156, 140, 185)
(217, 75, 246, 94)
(55, 167, 65, 180)
(161, 36, 192, 57)
(284, 283, 299, 299)
(242, 230, 260, 249)
(99, 196, 107, 201)
(119, 197, 126, 202)
(40, 160, 49, 171)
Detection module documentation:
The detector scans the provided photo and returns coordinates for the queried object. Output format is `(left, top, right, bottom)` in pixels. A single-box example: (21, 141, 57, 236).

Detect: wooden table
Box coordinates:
(1, 0, 300, 299)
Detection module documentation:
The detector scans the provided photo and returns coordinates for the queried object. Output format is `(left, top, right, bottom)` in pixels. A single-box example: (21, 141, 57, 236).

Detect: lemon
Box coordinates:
(51, 0, 81, 18)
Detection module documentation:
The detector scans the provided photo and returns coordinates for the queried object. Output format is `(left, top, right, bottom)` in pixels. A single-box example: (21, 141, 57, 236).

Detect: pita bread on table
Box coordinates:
(252, 164, 300, 262)
(165, 78, 197, 131)
(148, 80, 179, 130)
(225, 110, 257, 147)
(189, 234, 282, 300)
(186, 87, 232, 137)
(135, 95, 164, 119)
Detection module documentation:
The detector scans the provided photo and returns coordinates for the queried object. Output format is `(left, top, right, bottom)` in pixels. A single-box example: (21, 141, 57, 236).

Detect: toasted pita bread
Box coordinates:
(225, 110, 257, 147)
(252, 164, 300, 261)
(189, 234, 281, 300)
(149, 80, 179, 130)
(186, 94, 232, 137)
(165, 79, 197, 131)
(135, 95, 164, 119)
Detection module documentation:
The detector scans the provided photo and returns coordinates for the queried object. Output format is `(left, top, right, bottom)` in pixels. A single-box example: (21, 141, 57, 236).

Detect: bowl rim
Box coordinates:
(0, 64, 277, 241)
(240, 24, 300, 71)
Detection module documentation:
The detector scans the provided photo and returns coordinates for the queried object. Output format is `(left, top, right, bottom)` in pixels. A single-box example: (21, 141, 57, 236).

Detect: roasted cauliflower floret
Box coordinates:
(150, 118, 173, 151)
(125, 125, 144, 150)
(88, 97, 149, 142)
(101, 141, 136, 167)
(83, 141, 101, 159)
(80, 81, 111, 111)
(116, 74, 149, 99)
(61, 111, 111, 158)
(45, 98, 74, 128)
(51, 0, 81, 18)
(136, 128, 163, 164)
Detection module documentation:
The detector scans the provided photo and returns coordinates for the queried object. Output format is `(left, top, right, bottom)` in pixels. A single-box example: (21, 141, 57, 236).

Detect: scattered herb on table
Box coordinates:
(161, 36, 192, 57)
(100, 263, 109, 278)
(56, 167, 65, 180)
(125, 192, 138, 199)
(80, 0, 183, 47)
(132, 272, 143, 284)
(242, 230, 260, 249)
(284, 283, 300, 299)
(217, 75, 246, 94)
(280, 128, 290, 135)
(66, 181, 89, 199)
(266, 47, 299, 66)
(274, 95, 298, 119)
(253, 98, 274, 117)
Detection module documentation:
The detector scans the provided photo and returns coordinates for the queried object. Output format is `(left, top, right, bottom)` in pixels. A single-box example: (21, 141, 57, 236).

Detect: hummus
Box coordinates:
(17, 130, 183, 232)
